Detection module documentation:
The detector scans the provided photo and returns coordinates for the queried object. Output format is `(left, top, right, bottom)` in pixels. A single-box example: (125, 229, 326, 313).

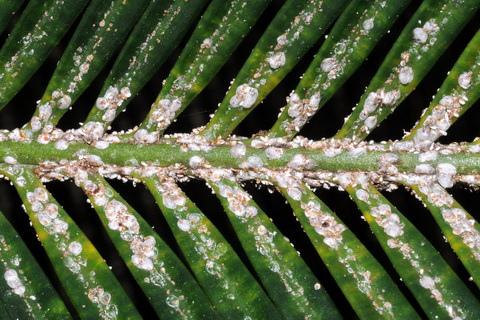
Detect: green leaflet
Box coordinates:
(105, 1, 480, 316)
(207, 177, 340, 319)
(183, 1, 426, 309)
(84, 2, 480, 318)
(349, 185, 480, 319)
(144, 176, 281, 320)
(9, 4, 220, 316)
(331, 4, 480, 318)
(0, 0, 89, 109)
(83, 0, 210, 128)
(201, 0, 349, 139)
(409, 183, 480, 289)
(0, 210, 71, 319)
(0, 0, 25, 35)
(274, 178, 419, 319)
(138, 0, 272, 134)
(75, 1, 400, 316)
(405, 28, 480, 143)
(0, 167, 141, 319)
(402, 30, 480, 289)
(77, 174, 218, 319)
(269, 0, 411, 138)
(336, 0, 479, 140)
(23, 0, 150, 136)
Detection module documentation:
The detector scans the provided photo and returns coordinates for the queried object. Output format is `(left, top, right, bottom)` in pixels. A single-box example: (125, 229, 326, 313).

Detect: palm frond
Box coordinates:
(0, 0, 479, 319)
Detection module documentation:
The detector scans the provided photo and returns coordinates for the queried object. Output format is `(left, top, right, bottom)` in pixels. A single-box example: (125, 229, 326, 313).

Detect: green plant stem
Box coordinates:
(1, 139, 480, 176)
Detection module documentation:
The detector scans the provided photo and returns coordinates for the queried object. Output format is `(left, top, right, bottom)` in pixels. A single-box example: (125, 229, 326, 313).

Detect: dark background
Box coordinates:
(0, 1, 479, 318)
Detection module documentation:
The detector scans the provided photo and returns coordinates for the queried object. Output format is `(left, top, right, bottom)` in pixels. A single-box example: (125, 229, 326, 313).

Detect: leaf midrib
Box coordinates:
(0, 136, 479, 179)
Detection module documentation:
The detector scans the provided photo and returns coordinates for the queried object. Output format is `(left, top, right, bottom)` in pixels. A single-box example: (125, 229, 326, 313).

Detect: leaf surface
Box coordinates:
(0, 209, 71, 319)
(0, 0, 90, 109)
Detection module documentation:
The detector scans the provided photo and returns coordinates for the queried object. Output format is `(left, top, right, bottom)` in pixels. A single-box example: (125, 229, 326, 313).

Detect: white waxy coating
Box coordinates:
(3, 156, 17, 164)
(68, 241, 83, 256)
(458, 71, 472, 90)
(436, 163, 456, 188)
(267, 51, 286, 69)
(371, 204, 404, 238)
(230, 84, 259, 109)
(398, 66, 414, 85)
(320, 57, 337, 73)
(413, 27, 428, 43)
(362, 18, 374, 31)
(230, 143, 246, 158)
(189, 156, 204, 168)
(265, 147, 283, 159)
(301, 200, 346, 249)
(419, 275, 435, 289)
(355, 189, 369, 202)
(4, 269, 25, 296)
(364, 116, 377, 129)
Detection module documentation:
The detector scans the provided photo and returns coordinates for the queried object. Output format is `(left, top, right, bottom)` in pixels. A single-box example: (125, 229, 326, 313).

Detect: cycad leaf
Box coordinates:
(83, 0, 210, 128)
(202, 0, 349, 139)
(138, 0, 272, 134)
(349, 184, 480, 319)
(189, 2, 416, 318)
(0, 167, 141, 319)
(207, 175, 340, 319)
(144, 176, 281, 319)
(0, 0, 90, 109)
(0, 0, 479, 318)
(0, 210, 71, 319)
(409, 182, 480, 288)
(343, 8, 480, 302)
(144, 1, 478, 316)
(76, 173, 217, 319)
(23, 0, 150, 135)
(324, 4, 480, 318)
(273, 176, 419, 319)
(405, 28, 480, 144)
(336, 0, 479, 140)
(399, 30, 480, 289)
(269, 0, 412, 138)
